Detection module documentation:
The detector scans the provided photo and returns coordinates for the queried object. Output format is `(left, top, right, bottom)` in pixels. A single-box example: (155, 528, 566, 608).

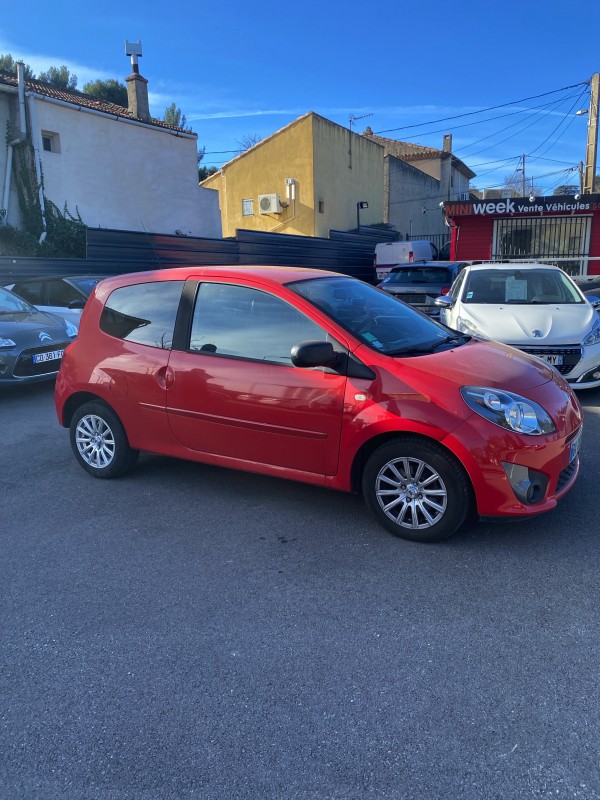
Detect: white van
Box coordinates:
(374, 240, 434, 280)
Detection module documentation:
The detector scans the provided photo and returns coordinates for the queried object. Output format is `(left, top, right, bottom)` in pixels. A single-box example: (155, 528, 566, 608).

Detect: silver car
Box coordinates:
(0, 287, 78, 385)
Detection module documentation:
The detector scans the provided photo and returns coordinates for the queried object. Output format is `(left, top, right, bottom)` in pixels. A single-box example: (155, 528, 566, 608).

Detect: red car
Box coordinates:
(55, 266, 583, 543)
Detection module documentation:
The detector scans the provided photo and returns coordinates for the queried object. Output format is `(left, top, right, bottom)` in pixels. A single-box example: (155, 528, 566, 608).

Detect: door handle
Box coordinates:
(156, 365, 175, 390)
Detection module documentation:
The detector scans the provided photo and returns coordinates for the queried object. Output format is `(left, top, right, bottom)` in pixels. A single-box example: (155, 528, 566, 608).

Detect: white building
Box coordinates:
(0, 59, 221, 239)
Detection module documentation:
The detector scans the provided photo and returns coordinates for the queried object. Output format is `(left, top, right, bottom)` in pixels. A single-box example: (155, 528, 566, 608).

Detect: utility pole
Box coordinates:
(583, 73, 599, 195)
(521, 153, 526, 197)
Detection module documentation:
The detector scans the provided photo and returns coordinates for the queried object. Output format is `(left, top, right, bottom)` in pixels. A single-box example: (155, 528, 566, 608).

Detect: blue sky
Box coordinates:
(2, 0, 599, 194)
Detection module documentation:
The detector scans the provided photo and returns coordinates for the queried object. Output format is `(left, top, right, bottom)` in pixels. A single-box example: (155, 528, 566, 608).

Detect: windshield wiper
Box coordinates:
(387, 335, 469, 357)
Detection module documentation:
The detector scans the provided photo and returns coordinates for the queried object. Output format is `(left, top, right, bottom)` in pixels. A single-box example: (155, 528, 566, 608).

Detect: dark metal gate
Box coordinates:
(492, 216, 590, 274)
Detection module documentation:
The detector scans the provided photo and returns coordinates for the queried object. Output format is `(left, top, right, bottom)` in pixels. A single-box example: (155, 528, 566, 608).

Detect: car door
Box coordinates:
(166, 280, 348, 477)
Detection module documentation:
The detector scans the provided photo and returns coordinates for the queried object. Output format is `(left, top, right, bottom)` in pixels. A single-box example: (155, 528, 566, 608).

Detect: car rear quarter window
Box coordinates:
(100, 281, 184, 348)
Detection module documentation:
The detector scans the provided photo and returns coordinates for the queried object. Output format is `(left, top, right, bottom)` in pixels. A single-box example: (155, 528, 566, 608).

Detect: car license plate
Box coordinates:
(32, 349, 64, 364)
(538, 353, 564, 366)
(569, 429, 582, 463)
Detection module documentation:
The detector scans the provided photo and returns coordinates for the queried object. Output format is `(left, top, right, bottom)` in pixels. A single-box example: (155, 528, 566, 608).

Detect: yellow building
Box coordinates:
(202, 112, 384, 239)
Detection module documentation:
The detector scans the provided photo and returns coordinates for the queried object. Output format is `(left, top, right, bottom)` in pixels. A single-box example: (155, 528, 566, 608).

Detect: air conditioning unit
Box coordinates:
(258, 193, 283, 214)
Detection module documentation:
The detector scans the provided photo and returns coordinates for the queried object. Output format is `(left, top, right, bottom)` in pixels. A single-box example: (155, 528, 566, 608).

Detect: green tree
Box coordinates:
(198, 147, 217, 181)
(37, 65, 77, 90)
(0, 54, 35, 79)
(83, 79, 128, 107)
(164, 103, 187, 129)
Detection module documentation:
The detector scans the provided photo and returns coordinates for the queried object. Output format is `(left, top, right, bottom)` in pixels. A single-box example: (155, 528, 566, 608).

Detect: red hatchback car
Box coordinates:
(55, 266, 583, 543)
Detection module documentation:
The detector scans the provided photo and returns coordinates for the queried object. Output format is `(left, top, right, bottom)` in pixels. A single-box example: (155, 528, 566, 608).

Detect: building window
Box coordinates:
(242, 199, 254, 216)
(318, 201, 324, 213)
(41, 131, 60, 153)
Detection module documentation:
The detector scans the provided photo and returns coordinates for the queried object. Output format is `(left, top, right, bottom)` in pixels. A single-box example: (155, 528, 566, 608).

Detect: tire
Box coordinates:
(362, 438, 471, 543)
(69, 401, 139, 479)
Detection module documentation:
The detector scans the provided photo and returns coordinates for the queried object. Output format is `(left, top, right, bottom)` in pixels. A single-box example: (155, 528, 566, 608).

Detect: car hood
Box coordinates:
(392, 339, 556, 393)
(462, 303, 596, 344)
(0, 309, 69, 336)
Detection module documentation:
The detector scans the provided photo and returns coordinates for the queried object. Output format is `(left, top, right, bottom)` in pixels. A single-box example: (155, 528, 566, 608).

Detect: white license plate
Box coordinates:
(569, 429, 582, 463)
(538, 353, 564, 366)
(32, 349, 64, 364)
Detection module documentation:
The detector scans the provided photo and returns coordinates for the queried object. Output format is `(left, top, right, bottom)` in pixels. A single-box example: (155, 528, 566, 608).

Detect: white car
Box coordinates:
(436, 263, 600, 390)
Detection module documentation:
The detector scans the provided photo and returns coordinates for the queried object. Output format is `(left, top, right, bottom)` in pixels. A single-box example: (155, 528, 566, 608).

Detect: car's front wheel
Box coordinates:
(362, 438, 471, 543)
(70, 401, 139, 478)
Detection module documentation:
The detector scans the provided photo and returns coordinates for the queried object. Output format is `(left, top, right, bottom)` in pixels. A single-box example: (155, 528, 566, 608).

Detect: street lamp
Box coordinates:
(357, 201, 368, 230)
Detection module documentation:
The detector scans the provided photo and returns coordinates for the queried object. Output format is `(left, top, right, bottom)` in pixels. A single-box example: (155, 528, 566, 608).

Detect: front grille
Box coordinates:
(556, 458, 578, 493)
(13, 342, 69, 377)
(516, 346, 582, 375)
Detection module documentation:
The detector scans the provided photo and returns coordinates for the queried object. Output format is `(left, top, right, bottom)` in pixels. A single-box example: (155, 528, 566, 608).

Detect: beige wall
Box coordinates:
(204, 115, 316, 238)
(312, 116, 383, 238)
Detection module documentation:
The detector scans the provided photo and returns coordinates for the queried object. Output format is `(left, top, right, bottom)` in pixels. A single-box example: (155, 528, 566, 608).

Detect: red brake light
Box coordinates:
(409, 251, 414, 262)
(441, 287, 450, 295)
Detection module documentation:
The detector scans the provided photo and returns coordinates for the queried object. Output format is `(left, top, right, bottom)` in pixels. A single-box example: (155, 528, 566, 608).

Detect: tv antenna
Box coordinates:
(348, 113, 373, 169)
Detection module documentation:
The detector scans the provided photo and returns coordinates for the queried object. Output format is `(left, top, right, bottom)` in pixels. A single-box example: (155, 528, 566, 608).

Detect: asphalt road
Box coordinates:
(2, 381, 600, 800)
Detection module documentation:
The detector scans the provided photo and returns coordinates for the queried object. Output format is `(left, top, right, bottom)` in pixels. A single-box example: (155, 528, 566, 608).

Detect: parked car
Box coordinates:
(374, 240, 436, 281)
(3, 275, 104, 326)
(436, 263, 600, 390)
(377, 261, 469, 316)
(0, 287, 78, 385)
(56, 266, 582, 544)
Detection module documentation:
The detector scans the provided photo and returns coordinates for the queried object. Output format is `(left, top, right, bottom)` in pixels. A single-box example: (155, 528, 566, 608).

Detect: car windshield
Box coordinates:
(462, 268, 585, 304)
(383, 267, 453, 285)
(288, 276, 467, 356)
(70, 277, 102, 296)
(0, 287, 34, 313)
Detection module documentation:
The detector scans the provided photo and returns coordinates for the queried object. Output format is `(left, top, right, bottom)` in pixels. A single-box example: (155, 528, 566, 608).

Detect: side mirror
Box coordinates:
(291, 340, 339, 369)
(435, 295, 454, 309)
(67, 299, 86, 309)
(586, 294, 600, 309)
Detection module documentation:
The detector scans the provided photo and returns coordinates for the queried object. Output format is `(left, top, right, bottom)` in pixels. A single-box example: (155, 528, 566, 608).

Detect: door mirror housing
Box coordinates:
(435, 295, 454, 309)
(291, 340, 339, 369)
(67, 299, 86, 309)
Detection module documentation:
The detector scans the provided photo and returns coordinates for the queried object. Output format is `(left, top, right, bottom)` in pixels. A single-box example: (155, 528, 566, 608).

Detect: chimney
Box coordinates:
(443, 133, 452, 153)
(125, 40, 150, 121)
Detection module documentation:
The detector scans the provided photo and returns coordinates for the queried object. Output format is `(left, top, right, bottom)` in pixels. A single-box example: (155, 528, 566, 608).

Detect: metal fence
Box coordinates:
(0, 225, 447, 284)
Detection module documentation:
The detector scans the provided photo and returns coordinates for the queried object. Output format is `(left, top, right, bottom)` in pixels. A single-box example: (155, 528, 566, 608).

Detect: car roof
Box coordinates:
(390, 261, 465, 268)
(9, 274, 105, 282)
(93, 265, 345, 293)
(466, 263, 561, 272)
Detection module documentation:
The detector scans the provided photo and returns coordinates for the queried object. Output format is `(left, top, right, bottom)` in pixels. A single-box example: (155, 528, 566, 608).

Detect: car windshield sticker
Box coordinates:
(466, 291, 474, 299)
(505, 277, 527, 301)
(362, 332, 377, 341)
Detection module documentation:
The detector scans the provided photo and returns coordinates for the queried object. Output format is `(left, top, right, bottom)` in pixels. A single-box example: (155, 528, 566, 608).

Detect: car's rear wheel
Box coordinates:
(362, 438, 471, 542)
(70, 401, 139, 478)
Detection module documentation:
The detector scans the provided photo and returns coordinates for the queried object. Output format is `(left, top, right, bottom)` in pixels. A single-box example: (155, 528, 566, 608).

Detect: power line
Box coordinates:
(373, 81, 589, 135)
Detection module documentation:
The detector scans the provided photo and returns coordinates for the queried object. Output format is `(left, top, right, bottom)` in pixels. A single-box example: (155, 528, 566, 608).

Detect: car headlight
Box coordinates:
(0, 337, 16, 348)
(456, 316, 489, 339)
(65, 322, 78, 338)
(582, 317, 600, 347)
(461, 386, 555, 435)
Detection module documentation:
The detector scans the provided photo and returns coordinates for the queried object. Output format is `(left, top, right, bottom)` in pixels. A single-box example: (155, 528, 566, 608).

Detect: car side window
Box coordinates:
(46, 280, 82, 306)
(100, 281, 184, 348)
(449, 269, 466, 299)
(189, 282, 329, 364)
(13, 280, 45, 305)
